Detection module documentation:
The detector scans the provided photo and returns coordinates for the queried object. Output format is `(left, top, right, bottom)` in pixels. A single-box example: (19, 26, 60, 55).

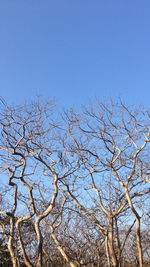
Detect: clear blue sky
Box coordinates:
(0, 1, 150, 108)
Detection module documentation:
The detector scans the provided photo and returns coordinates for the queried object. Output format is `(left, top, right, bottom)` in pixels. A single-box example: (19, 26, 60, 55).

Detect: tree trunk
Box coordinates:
(8, 217, 19, 267)
(108, 217, 118, 267)
(136, 217, 143, 267)
(124, 188, 143, 267)
(105, 231, 111, 267)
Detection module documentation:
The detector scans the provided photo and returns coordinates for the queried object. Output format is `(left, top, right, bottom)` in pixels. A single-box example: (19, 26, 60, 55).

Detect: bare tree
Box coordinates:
(0, 99, 66, 266)
(62, 100, 150, 267)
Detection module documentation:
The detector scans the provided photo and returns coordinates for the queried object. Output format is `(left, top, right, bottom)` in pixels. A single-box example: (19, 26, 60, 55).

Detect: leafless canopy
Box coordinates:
(0, 98, 150, 267)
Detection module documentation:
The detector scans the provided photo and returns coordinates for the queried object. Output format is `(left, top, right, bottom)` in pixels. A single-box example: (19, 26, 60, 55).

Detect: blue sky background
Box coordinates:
(0, 1, 150, 108)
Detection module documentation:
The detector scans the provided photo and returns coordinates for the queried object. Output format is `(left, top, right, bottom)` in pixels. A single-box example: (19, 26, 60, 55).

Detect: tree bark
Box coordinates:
(108, 217, 118, 267)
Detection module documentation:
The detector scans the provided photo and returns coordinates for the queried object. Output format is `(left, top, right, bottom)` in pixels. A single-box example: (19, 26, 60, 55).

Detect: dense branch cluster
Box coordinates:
(0, 98, 150, 267)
